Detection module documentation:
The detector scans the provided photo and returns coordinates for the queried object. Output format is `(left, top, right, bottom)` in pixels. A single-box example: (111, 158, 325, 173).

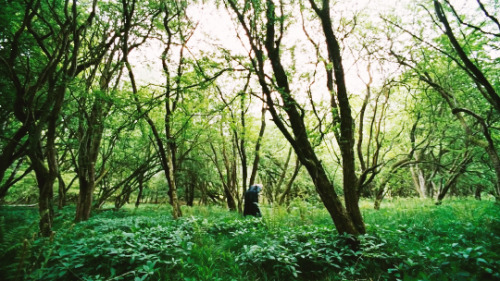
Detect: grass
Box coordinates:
(1, 198, 499, 280)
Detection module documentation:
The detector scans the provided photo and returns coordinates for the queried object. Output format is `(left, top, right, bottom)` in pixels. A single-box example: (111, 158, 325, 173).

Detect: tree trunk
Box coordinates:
(199, 182, 207, 206)
(309, 0, 365, 234)
(75, 176, 95, 222)
(412, 43, 500, 204)
(373, 187, 385, 210)
(239, 93, 248, 212)
(57, 173, 66, 210)
(28, 98, 60, 235)
(37, 173, 55, 237)
(186, 184, 195, 207)
(451, 108, 500, 201)
(75, 144, 99, 221)
(227, 0, 361, 235)
(210, 142, 237, 211)
(223, 145, 238, 211)
(273, 147, 292, 202)
(34, 83, 64, 235)
(135, 176, 144, 208)
(434, 0, 500, 113)
(166, 153, 182, 218)
(279, 156, 301, 205)
(249, 99, 267, 187)
(485, 144, 500, 201)
(373, 175, 393, 210)
(231, 138, 241, 211)
(30, 145, 55, 237)
(475, 185, 482, 200)
(223, 184, 237, 211)
(410, 165, 427, 198)
(436, 152, 472, 204)
(302, 154, 359, 234)
(75, 95, 106, 222)
(185, 171, 195, 207)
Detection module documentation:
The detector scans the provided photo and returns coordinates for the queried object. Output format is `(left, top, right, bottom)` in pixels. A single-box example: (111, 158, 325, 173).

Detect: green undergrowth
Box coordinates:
(1, 198, 499, 280)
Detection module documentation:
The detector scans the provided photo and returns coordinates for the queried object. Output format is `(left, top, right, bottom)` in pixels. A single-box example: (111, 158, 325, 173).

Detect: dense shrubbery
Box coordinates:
(1, 199, 499, 280)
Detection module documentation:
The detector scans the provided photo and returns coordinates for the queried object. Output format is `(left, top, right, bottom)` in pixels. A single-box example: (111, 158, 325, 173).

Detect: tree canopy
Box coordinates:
(0, 0, 499, 237)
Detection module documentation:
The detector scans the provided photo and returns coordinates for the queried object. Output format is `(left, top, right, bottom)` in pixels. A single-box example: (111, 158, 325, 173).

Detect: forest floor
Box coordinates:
(1, 198, 499, 280)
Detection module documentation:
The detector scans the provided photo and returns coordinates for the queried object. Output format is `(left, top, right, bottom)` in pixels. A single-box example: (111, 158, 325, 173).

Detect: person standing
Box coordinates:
(243, 184, 263, 217)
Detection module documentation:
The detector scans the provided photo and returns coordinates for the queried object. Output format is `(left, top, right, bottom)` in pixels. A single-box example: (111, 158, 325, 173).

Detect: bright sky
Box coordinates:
(131, 0, 482, 96)
(132, 0, 394, 88)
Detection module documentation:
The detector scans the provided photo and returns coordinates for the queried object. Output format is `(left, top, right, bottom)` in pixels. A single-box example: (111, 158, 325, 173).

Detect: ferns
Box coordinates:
(0, 206, 38, 281)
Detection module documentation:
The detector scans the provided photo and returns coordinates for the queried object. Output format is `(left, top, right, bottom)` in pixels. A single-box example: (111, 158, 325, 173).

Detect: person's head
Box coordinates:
(250, 184, 263, 192)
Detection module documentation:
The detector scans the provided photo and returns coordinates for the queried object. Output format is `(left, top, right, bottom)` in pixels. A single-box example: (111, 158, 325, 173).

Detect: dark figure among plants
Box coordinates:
(243, 184, 262, 217)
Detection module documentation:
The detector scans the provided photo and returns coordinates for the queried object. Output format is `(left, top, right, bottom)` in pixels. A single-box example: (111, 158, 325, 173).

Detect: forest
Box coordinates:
(0, 0, 499, 280)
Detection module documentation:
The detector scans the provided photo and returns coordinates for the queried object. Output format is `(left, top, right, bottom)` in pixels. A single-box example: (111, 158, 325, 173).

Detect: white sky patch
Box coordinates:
(129, 0, 486, 98)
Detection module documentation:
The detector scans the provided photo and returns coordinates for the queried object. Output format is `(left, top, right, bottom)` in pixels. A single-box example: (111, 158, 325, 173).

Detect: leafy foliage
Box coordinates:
(0, 206, 38, 280)
(366, 198, 500, 280)
(1, 198, 499, 280)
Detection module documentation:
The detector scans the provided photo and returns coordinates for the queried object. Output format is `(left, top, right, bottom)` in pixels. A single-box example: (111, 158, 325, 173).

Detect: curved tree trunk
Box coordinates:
(434, 0, 500, 113)
(226, 0, 362, 235)
(249, 98, 267, 187)
(279, 156, 301, 205)
(436, 151, 472, 204)
(309, 0, 365, 234)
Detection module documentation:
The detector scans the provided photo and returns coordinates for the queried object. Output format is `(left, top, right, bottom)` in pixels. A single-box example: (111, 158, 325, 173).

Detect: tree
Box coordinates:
(384, 0, 500, 201)
(225, 0, 365, 235)
(433, 0, 500, 113)
(1, 0, 105, 236)
(73, 10, 126, 220)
